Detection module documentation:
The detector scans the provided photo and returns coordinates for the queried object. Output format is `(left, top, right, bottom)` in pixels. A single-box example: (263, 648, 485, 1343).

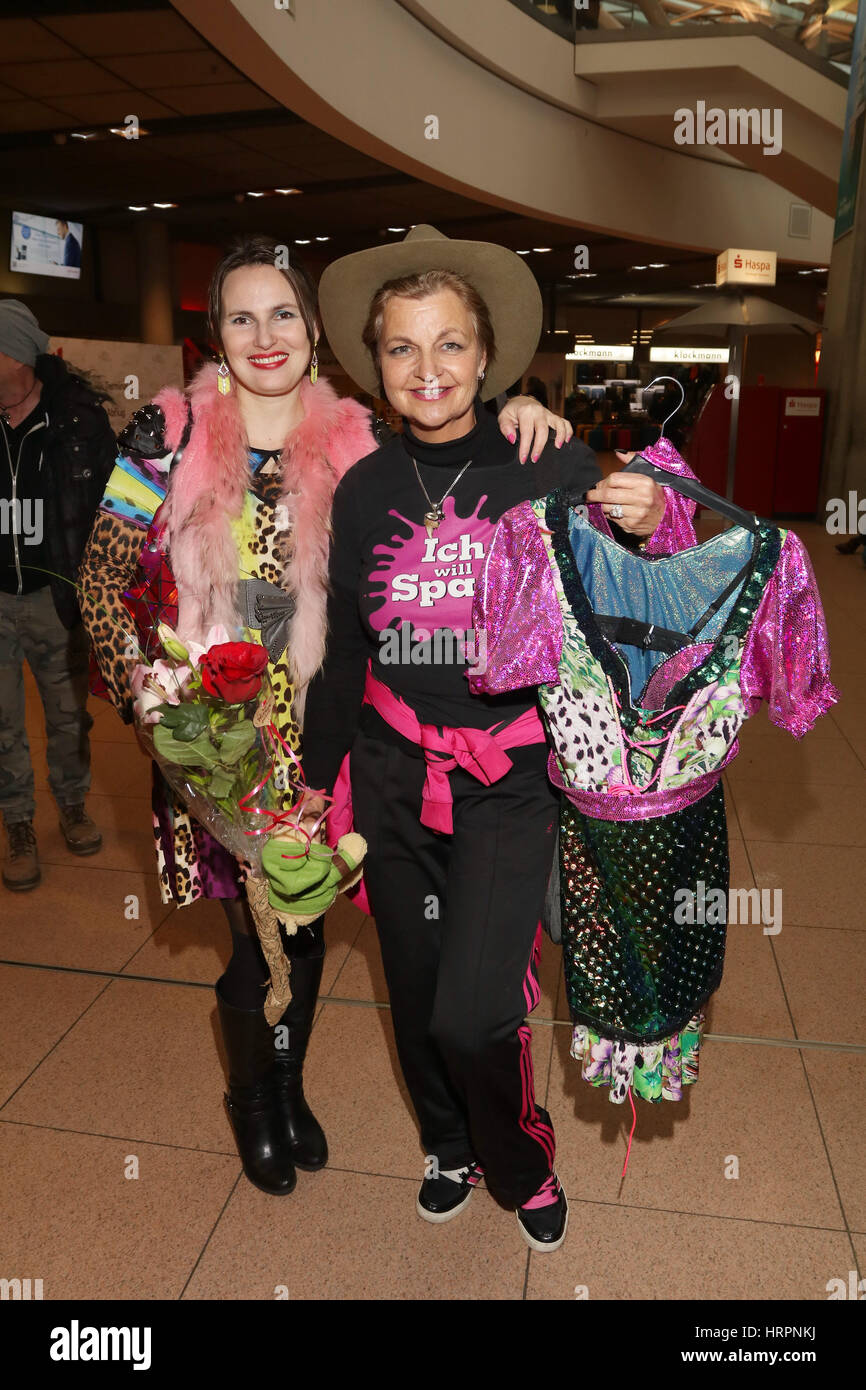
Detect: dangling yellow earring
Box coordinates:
(217, 354, 231, 395)
(309, 342, 319, 385)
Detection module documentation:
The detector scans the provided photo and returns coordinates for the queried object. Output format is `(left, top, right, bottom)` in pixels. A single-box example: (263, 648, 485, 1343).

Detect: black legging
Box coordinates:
(219, 894, 324, 1009)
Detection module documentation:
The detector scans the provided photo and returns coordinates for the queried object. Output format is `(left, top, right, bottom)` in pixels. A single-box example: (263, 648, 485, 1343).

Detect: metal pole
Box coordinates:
(725, 324, 744, 501)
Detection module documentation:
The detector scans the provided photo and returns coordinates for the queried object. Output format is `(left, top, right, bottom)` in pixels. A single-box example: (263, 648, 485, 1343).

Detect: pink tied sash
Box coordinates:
(326, 664, 546, 912)
(366, 665, 545, 834)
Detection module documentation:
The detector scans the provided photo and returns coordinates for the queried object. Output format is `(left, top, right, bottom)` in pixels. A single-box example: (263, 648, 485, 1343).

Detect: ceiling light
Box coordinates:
(153, 202, 176, 209)
(247, 191, 266, 198)
(532, 247, 552, 253)
(316, 236, 330, 241)
(517, 250, 530, 256)
(648, 263, 668, 269)
(128, 205, 148, 212)
(70, 131, 97, 140)
(630, 265, 648, 271)
(275, 188, 302, 195)
(387, 227, 407, 233)
(295, 238, 311, 245)
(553, 329, 568, 334)
(797, 269, 812, 275)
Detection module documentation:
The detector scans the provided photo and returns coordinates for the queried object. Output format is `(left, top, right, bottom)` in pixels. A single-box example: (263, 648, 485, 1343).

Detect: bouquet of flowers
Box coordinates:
(132, 622, 282, 862)
(132, 622, 365, 1021)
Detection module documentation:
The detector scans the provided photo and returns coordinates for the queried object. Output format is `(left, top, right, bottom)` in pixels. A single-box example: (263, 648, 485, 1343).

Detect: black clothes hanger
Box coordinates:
(566, 460, 762, 654)
(568, 366, 763, 651)
(622, 454, 761, 534)
(593, 447, 763, 654)
(629, 375, 761, 531)
(567, 373, 761, 532)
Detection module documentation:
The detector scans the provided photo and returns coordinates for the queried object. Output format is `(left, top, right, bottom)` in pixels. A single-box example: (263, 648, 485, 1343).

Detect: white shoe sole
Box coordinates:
(517, 1202, 569, 1253)
(416, 1189, 474, 1224)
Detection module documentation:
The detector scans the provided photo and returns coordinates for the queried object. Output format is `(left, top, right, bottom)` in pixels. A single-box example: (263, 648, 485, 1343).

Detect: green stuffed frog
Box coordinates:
(262, 828, 367, 923)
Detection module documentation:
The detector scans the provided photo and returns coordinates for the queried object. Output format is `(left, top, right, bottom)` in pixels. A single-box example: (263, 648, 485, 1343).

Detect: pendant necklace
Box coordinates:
(0, 382, 38, 427)
(411, 455, 474, 538)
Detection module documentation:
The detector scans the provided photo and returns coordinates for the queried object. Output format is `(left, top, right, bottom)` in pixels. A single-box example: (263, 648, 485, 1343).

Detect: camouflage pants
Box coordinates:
(0, 586, 92, 824)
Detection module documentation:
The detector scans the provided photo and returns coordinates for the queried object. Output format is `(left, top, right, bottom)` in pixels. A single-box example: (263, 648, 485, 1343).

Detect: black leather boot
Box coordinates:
(215, 981, 297, 1196)
(272, 951, 328, 1171)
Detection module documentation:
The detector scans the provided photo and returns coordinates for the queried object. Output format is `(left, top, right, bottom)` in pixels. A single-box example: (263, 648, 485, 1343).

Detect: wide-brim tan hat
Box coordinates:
(317, 224, 543, 402)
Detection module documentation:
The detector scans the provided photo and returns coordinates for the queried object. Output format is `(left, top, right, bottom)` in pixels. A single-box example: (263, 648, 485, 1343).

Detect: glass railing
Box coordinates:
(513, 0, 858, 76)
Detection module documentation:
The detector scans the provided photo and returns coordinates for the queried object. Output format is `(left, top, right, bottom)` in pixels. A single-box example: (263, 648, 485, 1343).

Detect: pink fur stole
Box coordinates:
(154, 362, 374, 709)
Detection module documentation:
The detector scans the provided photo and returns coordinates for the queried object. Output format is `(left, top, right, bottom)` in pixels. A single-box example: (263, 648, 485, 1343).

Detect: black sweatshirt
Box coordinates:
(302, 404, 600, 794)
(0, 402, 50, 595)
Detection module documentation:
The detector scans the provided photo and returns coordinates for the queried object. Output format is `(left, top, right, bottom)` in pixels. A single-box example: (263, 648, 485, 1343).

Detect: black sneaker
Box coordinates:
(416, 1160, 484, 1224)
(516, 1173, 568, 1252)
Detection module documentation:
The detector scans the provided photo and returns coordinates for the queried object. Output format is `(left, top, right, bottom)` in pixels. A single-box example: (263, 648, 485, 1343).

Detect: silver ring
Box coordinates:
(609, 504, 624, 519)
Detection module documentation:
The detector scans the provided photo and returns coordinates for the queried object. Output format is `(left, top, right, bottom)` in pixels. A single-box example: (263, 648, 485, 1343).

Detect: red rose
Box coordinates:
(199, 642, 268, 703)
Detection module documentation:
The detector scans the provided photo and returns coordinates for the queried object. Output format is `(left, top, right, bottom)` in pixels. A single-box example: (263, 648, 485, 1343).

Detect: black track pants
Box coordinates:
(350, 729, 558, 1208)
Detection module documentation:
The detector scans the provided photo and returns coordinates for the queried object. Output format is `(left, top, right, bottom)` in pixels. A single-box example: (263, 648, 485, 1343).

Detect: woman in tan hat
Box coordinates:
(302, 226, 671, 1251)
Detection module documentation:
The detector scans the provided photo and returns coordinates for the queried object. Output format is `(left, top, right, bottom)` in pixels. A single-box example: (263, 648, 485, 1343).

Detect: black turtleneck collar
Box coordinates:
(399, 393, 495, 468)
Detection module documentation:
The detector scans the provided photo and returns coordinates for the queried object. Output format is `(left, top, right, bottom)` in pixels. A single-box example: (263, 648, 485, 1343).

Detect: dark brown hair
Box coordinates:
(362, 269, 496, 386)
(207, 234, 318, 352)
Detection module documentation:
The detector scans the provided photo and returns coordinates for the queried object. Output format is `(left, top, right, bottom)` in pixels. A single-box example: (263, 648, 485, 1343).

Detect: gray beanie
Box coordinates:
(0, 299, 50, 366)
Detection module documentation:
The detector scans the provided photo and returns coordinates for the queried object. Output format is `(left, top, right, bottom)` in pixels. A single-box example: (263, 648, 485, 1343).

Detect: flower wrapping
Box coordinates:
(131, 622, 367, 1022)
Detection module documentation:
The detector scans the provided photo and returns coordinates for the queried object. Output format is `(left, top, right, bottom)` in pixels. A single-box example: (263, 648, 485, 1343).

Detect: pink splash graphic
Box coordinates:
(367, 493, 495, 634)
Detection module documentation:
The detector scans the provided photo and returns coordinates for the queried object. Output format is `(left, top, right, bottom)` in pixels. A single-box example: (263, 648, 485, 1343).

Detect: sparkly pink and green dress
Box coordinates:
(471, 440, 838, 1104)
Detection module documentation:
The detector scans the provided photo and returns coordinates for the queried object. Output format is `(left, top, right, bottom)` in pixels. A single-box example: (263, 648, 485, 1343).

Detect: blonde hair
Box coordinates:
(362, 269, 495, 387)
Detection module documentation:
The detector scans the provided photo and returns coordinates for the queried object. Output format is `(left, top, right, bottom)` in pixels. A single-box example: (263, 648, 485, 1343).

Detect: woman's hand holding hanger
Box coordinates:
(586, 450, 666, 538)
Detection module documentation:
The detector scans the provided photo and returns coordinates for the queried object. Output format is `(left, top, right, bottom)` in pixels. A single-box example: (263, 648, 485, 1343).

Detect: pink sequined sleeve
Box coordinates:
(468, 500, 562, 695)
(587, 436, 698, 555)
(741, 530, 839, 738)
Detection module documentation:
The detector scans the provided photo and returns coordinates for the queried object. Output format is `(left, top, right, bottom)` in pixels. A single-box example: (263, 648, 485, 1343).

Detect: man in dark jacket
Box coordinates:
(0, 300, 116, 890)
(55, 219, 82, 271)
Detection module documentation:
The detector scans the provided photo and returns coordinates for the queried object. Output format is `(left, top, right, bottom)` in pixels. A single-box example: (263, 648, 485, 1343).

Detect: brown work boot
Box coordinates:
(58, 803, 103, 856)
(2, 820, 41, 892)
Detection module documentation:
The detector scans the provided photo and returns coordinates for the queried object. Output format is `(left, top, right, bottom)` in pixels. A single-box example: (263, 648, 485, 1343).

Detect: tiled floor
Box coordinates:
(1, 519, 863, 1301)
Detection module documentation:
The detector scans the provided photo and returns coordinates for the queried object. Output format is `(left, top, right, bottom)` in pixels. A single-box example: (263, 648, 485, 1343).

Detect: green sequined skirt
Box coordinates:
(560, 782, 729, 1101)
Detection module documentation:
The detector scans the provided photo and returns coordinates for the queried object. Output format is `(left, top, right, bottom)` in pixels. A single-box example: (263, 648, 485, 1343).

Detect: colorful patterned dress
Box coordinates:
(82, 429, 299, 906)
(471, 457, 838, 1103)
